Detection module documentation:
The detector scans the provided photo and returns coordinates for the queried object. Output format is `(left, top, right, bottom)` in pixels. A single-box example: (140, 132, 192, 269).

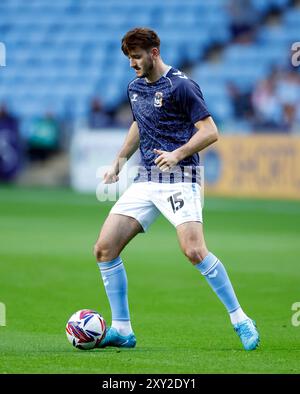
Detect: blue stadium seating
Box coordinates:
(0, 0, 297, 130)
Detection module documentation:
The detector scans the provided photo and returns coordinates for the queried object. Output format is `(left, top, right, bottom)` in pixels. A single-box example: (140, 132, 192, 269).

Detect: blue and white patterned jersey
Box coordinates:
(128, 67, 210, 183)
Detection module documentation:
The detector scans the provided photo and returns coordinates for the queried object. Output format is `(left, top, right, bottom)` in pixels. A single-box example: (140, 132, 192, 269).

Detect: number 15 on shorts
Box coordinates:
(167, 192, 184, 213)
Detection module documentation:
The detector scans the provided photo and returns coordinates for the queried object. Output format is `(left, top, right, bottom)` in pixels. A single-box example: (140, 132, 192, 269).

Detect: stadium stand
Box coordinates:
(0, 0, 299, 136)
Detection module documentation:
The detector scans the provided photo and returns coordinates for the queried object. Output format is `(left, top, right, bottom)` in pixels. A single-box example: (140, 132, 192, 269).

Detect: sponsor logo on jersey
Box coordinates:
(172, 70, 188, 79)
(131, 93, 138, 102)
(154, 91, 163, 107)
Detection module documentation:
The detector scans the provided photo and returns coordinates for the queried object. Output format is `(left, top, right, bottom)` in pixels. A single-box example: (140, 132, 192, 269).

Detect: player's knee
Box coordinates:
(183, 246, 207, 265)
(93, 241, 112, 262)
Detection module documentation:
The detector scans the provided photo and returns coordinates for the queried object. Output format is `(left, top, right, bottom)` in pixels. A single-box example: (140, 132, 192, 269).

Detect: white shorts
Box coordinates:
(110, 182, 203, 232)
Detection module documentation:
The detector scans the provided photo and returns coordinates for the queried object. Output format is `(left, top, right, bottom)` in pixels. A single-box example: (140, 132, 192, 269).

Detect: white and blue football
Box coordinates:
(66, 309, 106, 350)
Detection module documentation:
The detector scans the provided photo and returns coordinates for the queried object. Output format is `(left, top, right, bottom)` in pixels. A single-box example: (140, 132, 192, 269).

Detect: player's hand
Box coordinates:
(103, 168, 119, 184)
(153, 149, 180, 172)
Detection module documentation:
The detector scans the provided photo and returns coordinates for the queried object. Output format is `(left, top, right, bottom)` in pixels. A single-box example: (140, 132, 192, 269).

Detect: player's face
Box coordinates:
(128, 49, 154, 78)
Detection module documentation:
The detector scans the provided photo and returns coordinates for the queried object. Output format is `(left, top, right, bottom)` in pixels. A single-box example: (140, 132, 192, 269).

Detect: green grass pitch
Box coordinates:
(0, 186, 300, 374)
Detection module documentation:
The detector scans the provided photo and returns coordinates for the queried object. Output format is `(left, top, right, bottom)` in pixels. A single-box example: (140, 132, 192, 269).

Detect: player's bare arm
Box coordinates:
(154, 116, 218, 171)
(103, 121, 140, 183)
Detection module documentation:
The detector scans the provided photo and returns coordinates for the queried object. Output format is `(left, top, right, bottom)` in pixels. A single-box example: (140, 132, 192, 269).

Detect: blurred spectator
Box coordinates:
(276, 70, 300, 104)
(61, 98, 76, 149)
(88, 97, 113, 129)
(227, 0, 257, 42)
(114, 103, 133, 129)
(251, 75, 282, 130)
(0, 104, 18, 132)
(251, 68, 300, 132)
(27, 112, 61, 161)
(276, 69, 300, 131)
(0, 103, 23, 181)
(228, 82, 254, 121)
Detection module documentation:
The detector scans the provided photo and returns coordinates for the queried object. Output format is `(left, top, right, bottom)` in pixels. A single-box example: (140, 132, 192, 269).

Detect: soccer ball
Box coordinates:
(66, 309, 106, 350)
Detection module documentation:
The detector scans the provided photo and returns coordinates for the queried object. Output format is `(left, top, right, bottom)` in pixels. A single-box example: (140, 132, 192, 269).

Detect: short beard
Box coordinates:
(141, 56, 154, 78)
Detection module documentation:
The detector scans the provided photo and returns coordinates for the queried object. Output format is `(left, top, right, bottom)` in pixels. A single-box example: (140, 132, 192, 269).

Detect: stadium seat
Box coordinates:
(0, 0, 297, 131)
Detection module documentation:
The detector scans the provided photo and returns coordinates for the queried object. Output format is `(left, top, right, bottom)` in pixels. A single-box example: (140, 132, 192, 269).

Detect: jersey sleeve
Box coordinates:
(127, 87, 136, 122)
(175, 78, 210, 124)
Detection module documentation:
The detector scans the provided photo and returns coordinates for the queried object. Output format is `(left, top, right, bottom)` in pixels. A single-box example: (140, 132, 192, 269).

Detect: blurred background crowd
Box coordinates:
(0, 0, 299, 184)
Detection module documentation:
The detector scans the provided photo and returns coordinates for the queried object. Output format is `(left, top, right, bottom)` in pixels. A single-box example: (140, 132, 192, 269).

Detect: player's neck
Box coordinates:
(145, 60, 170, 83)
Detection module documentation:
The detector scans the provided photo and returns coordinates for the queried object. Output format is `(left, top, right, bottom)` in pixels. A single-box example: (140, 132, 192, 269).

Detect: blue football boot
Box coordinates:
(233, 319, 260, 351)
(98, 327, 136, 348)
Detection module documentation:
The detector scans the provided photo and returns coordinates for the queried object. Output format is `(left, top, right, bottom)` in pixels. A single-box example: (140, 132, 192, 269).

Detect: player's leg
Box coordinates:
(94, 182, 160, 348)
(94, 212, 143, 262)
(176, 221, 259, 351)
(153, 182, 259, 350)
(177, 221, 242, 314)
(94, 213, 142, 348)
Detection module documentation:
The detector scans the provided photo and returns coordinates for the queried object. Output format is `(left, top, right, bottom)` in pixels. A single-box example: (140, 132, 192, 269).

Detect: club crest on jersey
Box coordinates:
(154, 91, 163, 108)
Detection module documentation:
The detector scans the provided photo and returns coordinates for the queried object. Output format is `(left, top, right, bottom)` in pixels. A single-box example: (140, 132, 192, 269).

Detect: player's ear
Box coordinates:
(151, 47, 160, 59)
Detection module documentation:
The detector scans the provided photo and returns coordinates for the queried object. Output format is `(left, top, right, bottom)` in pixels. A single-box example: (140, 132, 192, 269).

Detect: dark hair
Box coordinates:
(121, 27, 160, 56)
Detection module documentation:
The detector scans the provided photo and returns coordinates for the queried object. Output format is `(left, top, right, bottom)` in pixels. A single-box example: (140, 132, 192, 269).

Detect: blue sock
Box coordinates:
(98, 256, 130, 321)
(195, 252, 240, 313)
